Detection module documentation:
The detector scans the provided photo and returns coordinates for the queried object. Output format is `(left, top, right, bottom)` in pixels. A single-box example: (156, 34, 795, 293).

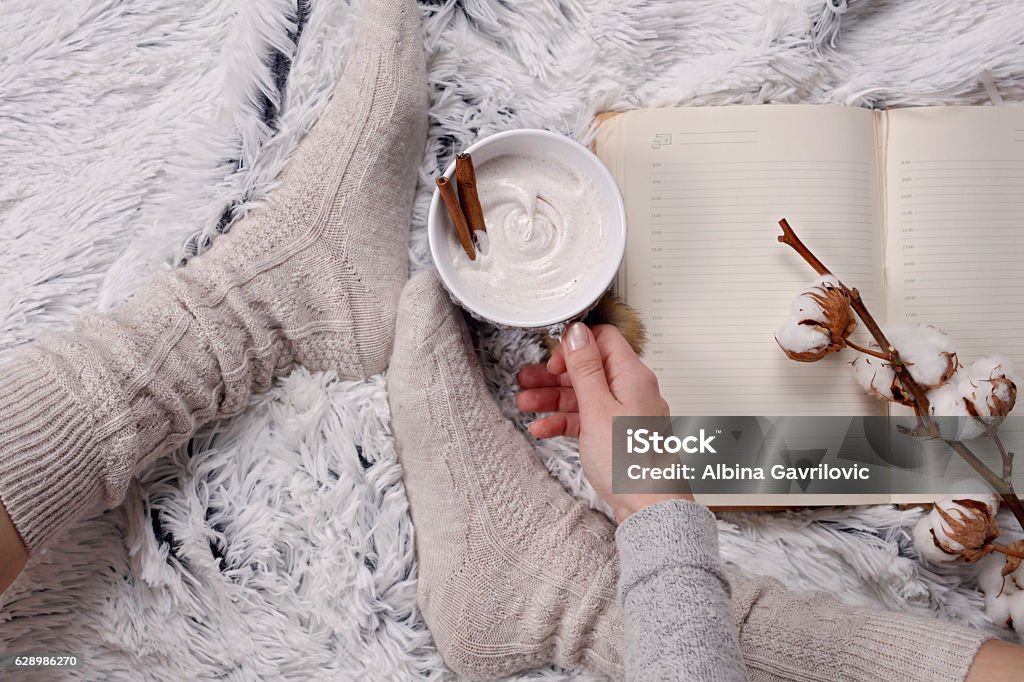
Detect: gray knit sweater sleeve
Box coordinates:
(616, 499, 747, 682)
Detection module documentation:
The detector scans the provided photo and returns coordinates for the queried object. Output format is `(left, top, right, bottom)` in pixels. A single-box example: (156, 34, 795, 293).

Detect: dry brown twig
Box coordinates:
(776, 218, 1024, 540)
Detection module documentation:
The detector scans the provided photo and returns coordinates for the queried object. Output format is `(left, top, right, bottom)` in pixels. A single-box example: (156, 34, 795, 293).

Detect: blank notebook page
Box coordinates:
(598, 105, 886, 417)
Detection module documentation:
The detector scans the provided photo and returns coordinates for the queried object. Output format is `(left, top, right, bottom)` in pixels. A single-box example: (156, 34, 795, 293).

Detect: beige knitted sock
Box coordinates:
(389, 272, 989, 682)
(730, 574, 990, 682)
(0, 0, 427, 552)
(388, 271, 624, 679)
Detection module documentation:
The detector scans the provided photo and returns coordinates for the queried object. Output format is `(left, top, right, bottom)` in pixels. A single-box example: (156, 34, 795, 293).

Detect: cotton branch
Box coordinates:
(777, 218, 1024, 532)
(990, 543, 1024, 561)
(845, 339, 890, 360)
(778, 220, 934, 418)
(945, 439, 1024, 525)
(996, 433, 1015, 481)
(777, 219, 830, 277)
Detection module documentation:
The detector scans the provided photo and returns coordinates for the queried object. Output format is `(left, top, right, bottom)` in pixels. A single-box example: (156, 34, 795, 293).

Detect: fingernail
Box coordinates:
(564, 323, 590, 352)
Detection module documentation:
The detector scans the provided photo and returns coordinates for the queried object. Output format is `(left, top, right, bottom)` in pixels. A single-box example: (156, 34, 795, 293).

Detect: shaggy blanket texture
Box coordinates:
(1, 0, 1023, 678)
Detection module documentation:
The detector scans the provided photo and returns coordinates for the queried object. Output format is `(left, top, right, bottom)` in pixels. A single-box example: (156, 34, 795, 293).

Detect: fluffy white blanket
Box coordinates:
(1, 0, 1021, 678)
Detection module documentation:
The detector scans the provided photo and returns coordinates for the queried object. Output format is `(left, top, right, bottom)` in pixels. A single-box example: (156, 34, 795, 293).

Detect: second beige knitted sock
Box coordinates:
(389, 272, 990, 682)
(388, 271, 624, 679)
(0, 0, 427, 552)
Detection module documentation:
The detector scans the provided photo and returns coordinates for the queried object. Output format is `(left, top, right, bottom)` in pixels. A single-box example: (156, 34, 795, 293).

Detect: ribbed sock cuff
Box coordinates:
(0, 350, 110, 552)
(842, 609, 993, 682)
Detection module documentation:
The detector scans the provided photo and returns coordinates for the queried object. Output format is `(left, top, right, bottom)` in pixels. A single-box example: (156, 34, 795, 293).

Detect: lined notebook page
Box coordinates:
(885, 107, 1024, 371)
(597, 106, 886, 417)
(884, 108, 1024, 501)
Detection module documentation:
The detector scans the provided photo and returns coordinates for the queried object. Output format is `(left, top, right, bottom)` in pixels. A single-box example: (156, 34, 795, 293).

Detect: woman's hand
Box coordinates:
(516, 322, 691, 522)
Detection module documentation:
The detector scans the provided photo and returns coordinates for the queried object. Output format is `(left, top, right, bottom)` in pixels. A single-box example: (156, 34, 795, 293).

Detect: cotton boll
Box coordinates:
(852, 354, 911, 404)
(789, 275, 842, 321)
(958, 356, 1018, 418)
(947, 478, 998, 509)
(927, 382, 987, 439)
(978, 542, 1024, 630)
(980, 551, 1017, 627)
(986, 591, 1016, 628)
(851, 325, 957, 404)
(884, 324, 958, 389)
(927, 382, 970, 417)
(1007, 593, 1024, 631)
(986, 590, 1024, 631)
(947, 493, 999, 522)
(776, 276, 854, 362)
(912, 495, 999, 564)
(775, 317, 831, 361)
(928, 381, 977, 436)
(928, 359, 1016, 437)
(913, 513, 960, 563)
(978, 552, 1014, 598)
(1007, 560, 1024, 594)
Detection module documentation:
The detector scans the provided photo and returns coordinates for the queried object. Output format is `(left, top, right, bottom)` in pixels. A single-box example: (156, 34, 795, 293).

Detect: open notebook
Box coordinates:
(595, 105, 1024, 505)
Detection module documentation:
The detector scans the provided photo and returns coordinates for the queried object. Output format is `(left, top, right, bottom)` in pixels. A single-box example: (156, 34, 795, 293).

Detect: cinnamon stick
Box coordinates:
(436, 176, 475, 260)
(455, 153, 487, 233)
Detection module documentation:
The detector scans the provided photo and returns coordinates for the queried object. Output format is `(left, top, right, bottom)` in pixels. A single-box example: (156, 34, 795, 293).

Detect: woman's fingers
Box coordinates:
(561, 324, 618, 412)
(515, 386, 579, 414)
(528, 412, 581, 439)
(546, 346, 567, 375)
(546, 323, 637, 378)
(516, 363, 571, 389)
(517, 362, 580, 438)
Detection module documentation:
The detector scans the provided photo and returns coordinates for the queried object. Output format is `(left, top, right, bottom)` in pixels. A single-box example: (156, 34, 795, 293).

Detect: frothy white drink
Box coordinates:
(448, 153, 607, 319)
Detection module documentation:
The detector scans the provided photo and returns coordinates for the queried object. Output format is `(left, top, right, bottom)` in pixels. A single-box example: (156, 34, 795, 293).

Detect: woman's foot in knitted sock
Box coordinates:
(0, 0, 426, 553)
(388, 272, 624, 679)
(185, 0, 428, 379)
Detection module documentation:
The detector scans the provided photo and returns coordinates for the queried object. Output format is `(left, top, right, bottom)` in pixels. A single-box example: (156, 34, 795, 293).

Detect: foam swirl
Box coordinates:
(449, 153, 606, 320)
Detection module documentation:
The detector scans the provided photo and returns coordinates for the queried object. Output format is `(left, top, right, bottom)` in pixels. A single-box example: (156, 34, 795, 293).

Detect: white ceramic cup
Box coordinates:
(427, 129, 627, 329)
